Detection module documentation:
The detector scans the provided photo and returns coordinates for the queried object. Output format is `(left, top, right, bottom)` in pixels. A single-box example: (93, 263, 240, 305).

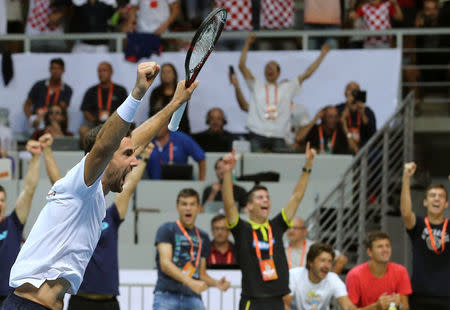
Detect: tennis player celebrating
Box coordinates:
(0, 62, 198, 310)
(221, 143, 316, 310)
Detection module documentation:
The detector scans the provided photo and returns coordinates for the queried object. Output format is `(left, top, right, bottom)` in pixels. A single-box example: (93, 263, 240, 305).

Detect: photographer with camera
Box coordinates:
(336, 82, 376, 153)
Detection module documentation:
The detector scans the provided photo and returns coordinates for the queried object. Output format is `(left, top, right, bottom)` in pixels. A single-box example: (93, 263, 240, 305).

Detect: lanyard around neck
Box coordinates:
(176, 220, 202, 267)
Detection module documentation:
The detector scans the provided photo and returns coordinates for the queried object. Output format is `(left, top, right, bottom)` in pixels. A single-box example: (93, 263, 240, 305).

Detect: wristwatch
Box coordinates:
(302, 167, 312, 173)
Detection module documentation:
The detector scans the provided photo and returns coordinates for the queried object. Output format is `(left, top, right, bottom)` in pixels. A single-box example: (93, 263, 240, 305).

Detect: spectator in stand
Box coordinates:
(145, 122, 206, 180)
(69, 0, 117, 53)
(0, 141, 41, 306)
(349, 0, 403, 48)
(336, 82, 376, 152)
(79, 62, 128, 140)
(207, 214, 238, 268)
(31, 104, 72, 140)
(401, 163, 450, 309)
(285, 217, 348, 274)
(295, 106, 358, 155)
(193, 108, 233, 153)
(239, 33, 329, 152)
(149, 63, 190, 134)
(284, 243, 356, 310)
(303, 0, 342, 49)
(125, 0, 180, 35)
(346, 231, 412, 309)
(25, 0, 70, 52)
(202, 158, 247, 213)
(24, 58, 73, 134)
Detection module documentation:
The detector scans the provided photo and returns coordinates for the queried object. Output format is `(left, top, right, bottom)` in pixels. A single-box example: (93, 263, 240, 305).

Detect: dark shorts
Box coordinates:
(239, 296, 284, 310)
(0, 293, 51, 310)
(68, 295, 120, 310)
(410, 294, 450, 310)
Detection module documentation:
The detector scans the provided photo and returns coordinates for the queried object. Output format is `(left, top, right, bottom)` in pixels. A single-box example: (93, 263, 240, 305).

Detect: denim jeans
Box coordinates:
(248, 131, 288, 153)
(303, 24, 339, 50)
(153, 291, 205, 310)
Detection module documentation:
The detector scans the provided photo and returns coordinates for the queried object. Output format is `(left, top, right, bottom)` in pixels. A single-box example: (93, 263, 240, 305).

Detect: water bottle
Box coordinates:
(388, 302, 397, 310)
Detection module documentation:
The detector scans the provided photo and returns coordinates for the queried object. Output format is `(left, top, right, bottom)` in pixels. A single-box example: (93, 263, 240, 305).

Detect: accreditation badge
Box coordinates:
(259, 258, 278, 281)
(99, 110, 110, 122)
(182, 262, 196, 278)
(349, 127, 360, 143)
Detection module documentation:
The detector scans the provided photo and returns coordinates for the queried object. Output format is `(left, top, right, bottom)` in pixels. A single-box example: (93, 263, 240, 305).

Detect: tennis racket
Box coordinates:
(168, 8, 227, 132)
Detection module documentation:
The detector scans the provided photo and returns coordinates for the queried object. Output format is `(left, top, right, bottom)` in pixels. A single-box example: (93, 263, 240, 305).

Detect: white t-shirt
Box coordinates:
(245, 77, 302, 138)
(289, 267, 348, 310)
(10, 155, 106, 294)
(130, 0, 176, 33)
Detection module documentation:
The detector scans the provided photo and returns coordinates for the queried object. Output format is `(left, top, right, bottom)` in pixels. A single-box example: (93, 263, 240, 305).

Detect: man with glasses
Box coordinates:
(285, 217, 348, 274)
(207, 215, 238, 269)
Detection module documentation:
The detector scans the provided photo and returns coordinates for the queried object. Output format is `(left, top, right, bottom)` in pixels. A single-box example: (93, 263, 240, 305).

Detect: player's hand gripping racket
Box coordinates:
(168, 8, 227, 131)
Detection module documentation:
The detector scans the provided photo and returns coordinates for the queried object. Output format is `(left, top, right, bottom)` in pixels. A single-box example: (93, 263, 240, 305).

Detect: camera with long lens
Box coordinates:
(351, 89, 367, 103)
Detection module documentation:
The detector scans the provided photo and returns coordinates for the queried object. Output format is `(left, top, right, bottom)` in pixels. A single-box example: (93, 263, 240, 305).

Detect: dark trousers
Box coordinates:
(68, 295, 120, 310)
(0, 296, 6, 307)
(410, 294, 450, 310)
(248, 131, 288, 153)
(0, 294, 50, 310)
(239, 296, 284, 310)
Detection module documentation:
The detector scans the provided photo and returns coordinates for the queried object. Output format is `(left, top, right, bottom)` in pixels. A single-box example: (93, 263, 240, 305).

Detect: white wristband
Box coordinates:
(117, 93, 142, 122)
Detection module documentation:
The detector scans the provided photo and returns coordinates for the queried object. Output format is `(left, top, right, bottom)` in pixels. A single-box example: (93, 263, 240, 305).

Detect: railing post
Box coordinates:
(302, 33, 308, 50)
(24, 37, 31, 53)
(381, 131, 389, 231)
(337, 183, 345, 251)
(358, 153, 368, 264)
(116, 36, 123, 53)
(403, 102, 409, 164)
(396, 30, 403, 50)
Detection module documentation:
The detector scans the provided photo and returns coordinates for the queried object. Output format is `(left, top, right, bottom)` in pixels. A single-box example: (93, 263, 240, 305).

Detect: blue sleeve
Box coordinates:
(108, 204, 123, 227)
(183, 134, 205, 162)
(201, 231, 211, 259)
(155, 222, 175, 246)
(10, 210, 24, 232)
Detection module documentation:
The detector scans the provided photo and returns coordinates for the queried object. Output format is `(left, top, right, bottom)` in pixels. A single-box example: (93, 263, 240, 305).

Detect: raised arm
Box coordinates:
(283, 142, 316, 221)
(199, 258, 230, 291)
(39, 134, 62, 185)
(230, 72, 249, 112)
(239, 34, 256, 81)
(115, 143, 154, 220)
(401, 162, 417, 229)
(15, 140, 41, 224)
(221, 151, 239, 226)
(295, 109, 323, 144)
(157, 243, 208, 295)
(84, 62, 160, 186)
(390, 0, 403, 21)
(298, 43, 330, 84)
(131, 80, 198, 152)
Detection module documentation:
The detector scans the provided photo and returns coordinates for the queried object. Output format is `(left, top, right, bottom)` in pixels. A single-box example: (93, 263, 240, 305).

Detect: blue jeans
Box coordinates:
(303, 24, 339, 50)
(248, 131, 288, 153)
(153, 291, 205, 310)
(0, 293, 50, 310)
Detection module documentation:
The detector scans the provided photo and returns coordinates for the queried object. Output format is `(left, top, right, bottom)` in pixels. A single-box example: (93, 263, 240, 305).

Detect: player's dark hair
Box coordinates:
(176, 188, 200, 204)
(211, 214, 226, 227)
(83, 123, 135, 154)
(363, 231, 390, 250)
(247, 185, 269, 204)
(50, 58, 65, 69)
(426, 184, 448, 201)
(306, 243, 335, 270)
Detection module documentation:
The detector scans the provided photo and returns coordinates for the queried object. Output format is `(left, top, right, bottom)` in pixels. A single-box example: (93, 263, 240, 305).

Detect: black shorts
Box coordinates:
(67, 295, 120, 310)
(0, 293, 50, 310)
(410, 294, 450, 310)
(239, 296, 284, 310)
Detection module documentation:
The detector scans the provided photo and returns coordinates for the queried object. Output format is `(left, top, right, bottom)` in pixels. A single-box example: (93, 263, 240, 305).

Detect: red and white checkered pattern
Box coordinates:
(357, 1, 395, 46)
(215, 0, 252, 31)
(261, 0, 294, 30)
(27, 0, 58, 33)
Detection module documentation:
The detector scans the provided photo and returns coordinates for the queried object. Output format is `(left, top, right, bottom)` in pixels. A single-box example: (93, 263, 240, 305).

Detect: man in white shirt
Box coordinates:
(239, 33, 329, 152)
(0, 62, 198, 310)
(285, 243, 356, 310)
(126, 0, 180, 35)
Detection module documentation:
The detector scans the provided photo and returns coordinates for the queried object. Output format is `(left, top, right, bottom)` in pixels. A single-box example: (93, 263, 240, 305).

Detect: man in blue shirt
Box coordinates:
(0, 140, 42, 305)
(154, 188, 230, 310)
(146, 123, 206, 180)
(38, 133, 153, 310)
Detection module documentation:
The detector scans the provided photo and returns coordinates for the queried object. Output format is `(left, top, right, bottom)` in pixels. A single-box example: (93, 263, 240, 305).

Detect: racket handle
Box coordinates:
(168, 102, 187, 132)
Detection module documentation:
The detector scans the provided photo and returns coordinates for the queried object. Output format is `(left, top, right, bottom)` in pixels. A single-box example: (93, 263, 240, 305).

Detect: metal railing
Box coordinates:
(118, 283, 241, 310)
(306, 92, 415, 265)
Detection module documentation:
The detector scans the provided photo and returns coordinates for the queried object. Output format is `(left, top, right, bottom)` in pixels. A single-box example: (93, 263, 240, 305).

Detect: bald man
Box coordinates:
(239, 33, 329, 152)
(79, 62, 128, 139)
(285, 217, 348, 274)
